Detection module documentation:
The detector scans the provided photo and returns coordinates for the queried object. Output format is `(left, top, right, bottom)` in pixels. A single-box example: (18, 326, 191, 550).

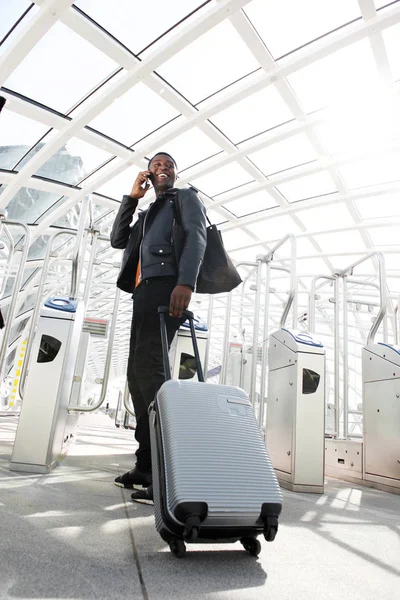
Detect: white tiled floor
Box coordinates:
(0, 413, 399, 600)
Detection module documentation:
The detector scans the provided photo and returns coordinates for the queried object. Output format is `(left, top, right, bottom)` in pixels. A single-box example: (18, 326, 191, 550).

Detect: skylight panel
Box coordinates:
(317, 88, 400, 157)
(313, 230, 367, 254)
(26, 236, 51, 261)
(245, 214, 302, 241)
(367, 226, 400, 246)
(219, 228, 257, 252)
(243, 0, 360, 60)
(53, 205, 80, 230)
(88, 82, 180, 146)
(36, 138, 113, 186)
(5, 187, 61, 223)
(248, 134, 318, 175)
(295, 237, 320, 257)
(211, 86, 294, 144)
(204, 207, 227, 226)
(3, 22, 119, 113)
(158, 128, 222, 172)
(0, 1, 36, 49)
(222, 189, 278, 217)
(338, 153, 400, 189)
(91, 166, 140, 200)
(354, 194, 400, 220)
(316, 117, 391, 156)
(74, 0, 208, 55)
(297, 202, 354, 231)
(0, 110, 48, 170)
(274, 171, 337, 202)
(229, 245, 268, 263)
(157, 20, 260, 104)
(286, 39, 379, 114)
(190, 162, 253, 197)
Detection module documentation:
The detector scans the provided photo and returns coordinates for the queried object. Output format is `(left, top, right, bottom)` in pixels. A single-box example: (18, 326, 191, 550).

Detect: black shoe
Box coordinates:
(131, 484, 154, 506)
(114, 467, 152, 489)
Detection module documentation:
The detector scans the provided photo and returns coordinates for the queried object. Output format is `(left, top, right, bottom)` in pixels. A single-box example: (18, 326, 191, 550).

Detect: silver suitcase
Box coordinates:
(149, 307, 283, 558)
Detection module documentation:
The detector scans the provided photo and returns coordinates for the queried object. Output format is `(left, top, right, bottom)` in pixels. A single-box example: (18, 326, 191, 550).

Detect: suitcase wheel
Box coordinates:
(240, 537, 261, 557)
(169, 539, 186, 558)
(264, 526, 278, 542)
(183, 521, 199, 542)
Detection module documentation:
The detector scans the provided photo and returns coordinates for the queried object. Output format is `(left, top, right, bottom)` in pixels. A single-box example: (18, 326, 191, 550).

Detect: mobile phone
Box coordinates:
(140, 173, 150, 189)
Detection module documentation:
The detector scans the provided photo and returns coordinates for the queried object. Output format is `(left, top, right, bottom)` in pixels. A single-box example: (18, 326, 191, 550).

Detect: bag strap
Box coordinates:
(173, 189, 212, 226)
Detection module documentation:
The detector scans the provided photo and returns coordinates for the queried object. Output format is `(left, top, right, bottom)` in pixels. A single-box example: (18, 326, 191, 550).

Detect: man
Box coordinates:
(110, 152, 207, 504)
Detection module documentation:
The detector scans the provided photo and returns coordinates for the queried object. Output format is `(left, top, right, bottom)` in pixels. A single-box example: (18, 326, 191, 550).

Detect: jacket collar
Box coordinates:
(139, 187, 179, 217)
(155, 187, 179, 201)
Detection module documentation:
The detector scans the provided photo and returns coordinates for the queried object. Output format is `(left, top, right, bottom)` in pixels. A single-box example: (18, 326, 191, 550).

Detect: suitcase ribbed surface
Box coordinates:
(155, 380, 282, 529)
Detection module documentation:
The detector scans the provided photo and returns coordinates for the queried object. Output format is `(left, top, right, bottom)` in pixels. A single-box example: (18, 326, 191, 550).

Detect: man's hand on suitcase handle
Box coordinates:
(169, 285, 192, 318)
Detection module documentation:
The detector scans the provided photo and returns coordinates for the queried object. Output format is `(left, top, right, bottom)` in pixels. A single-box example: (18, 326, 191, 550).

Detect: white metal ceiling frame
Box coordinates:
(40, 0, 398, 234)
(0, 1, 397, 312)
(218, 0, 346, 275)
(1, 0, 399, 244)
(0, 0, 323, 316)
(0, 0, 254, 227)
(219, 177, 400, 233)
(0, 1, 398, 321)
(356, 0, 398, 321)
(1, 78, 399, 226)
(207, 0, 399, 323)
(227, 215, 400, 256)
(1, 2, 398, 380)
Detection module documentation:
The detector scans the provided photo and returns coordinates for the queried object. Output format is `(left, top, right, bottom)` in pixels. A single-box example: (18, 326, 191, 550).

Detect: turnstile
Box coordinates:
(362, 342, 400, 491)
(266, 329, 326, 493)
(10, 297, 84, 473)
(169, 316, 208, 381)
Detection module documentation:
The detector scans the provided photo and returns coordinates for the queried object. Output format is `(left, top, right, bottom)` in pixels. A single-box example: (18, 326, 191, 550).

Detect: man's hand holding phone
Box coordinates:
(129, 171, 152, 200)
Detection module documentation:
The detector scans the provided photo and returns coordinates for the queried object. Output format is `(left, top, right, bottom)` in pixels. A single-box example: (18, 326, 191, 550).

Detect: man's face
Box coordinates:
(149, 154, 176, 192)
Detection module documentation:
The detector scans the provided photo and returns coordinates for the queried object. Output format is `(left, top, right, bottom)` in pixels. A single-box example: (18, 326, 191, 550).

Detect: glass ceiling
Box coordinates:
(1, 0, 400, 394)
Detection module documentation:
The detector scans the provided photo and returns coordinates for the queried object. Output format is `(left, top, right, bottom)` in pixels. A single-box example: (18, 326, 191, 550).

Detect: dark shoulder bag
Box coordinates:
(173, 193, 242, 295)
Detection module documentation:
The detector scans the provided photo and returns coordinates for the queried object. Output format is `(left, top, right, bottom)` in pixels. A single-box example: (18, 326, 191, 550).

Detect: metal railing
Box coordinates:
(335, 252, 387, 346)
(0, 219, 31, 386)
(220, 235, 297, 424)
(220, 262, 258, 387)
(310, 253, 387, 439)
(19, 230, 78, 399)
(68, 287, 121, 413)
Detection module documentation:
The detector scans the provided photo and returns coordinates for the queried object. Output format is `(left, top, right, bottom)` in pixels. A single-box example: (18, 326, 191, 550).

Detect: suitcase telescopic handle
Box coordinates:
(158, 306, 205, 383)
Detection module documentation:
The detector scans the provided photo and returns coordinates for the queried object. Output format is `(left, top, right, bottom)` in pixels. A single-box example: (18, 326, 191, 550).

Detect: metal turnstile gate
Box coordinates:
(266, 329, 326, 493)
(10, 297, 84, 473)
(362, 342, 400, 491)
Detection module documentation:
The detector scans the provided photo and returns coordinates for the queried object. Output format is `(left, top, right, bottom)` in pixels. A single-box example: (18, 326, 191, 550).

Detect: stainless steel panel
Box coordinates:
(325, 439, 363, 479)
(268, 337, 296, 372)
(266, 366, 295, 474)
(364, 379, 400, 481)
(362, 346, 400, 383)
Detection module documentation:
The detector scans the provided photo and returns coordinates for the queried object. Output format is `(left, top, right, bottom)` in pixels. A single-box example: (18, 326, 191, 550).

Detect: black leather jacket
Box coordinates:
(110, 187, 207, 294)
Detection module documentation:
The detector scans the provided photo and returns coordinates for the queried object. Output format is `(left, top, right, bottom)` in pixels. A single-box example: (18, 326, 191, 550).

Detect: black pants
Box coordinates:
(127, 277, 181, 474)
